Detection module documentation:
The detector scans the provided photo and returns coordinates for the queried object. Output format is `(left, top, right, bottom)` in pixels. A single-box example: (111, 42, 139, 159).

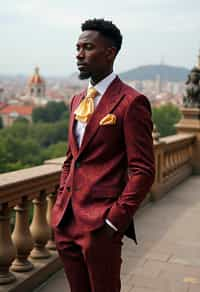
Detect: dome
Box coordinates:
(28, 67, 44, 85)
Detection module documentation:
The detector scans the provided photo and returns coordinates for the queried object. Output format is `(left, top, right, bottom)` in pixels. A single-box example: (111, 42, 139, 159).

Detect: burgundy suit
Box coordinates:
(52, 76, 155, 292)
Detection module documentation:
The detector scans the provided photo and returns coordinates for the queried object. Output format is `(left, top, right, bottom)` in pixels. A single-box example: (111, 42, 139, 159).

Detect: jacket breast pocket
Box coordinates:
(97, 123, 122, 146)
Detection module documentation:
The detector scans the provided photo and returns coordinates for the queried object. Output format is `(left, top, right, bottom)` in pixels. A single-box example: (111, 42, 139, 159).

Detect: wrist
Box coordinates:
(104, 222, 116, 237)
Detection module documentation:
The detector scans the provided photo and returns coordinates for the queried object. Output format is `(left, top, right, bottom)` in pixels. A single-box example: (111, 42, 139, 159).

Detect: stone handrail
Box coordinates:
(0, 132, 196, 291)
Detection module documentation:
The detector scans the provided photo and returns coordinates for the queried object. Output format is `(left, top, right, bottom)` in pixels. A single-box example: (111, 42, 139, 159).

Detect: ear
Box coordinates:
(106, 47, 117, 61)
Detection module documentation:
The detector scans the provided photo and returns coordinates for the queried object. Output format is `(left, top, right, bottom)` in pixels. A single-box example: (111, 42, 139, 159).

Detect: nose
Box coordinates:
(76, 48, 85, 60)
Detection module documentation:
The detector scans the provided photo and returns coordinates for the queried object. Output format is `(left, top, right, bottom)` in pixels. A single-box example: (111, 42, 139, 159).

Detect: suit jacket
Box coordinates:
(51, 76, 155, 242)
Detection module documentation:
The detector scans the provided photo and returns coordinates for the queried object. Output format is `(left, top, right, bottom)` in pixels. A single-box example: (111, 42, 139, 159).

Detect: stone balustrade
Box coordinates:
(0, 132, 196, 291)
(152, 133, 195, 200)
(0, 164, 62, 291)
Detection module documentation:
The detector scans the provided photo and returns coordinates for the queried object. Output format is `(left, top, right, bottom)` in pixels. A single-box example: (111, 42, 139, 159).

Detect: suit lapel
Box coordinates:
(69, 90, 86, 158)
(77, 77, 124, 157)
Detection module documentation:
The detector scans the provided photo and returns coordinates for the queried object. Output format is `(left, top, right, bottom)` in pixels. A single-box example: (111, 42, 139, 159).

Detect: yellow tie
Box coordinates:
(74, 87, 99, 123)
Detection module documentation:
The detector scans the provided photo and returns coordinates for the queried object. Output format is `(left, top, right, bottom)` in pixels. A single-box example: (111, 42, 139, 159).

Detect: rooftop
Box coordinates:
(0, 104, 33, 115)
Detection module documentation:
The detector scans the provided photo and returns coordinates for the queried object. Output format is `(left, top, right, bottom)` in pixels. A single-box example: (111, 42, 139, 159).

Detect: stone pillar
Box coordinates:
(176, 108, 200, 173)
(0, 204, 16, 284)
(30, 191, 51, 259)
(151, 125, 166, 200)
(46, 193, 56, 250)
(11, 198, 34, 272)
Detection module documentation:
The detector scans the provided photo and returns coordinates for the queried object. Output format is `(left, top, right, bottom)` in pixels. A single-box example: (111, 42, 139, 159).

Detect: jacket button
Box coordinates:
(66, 186, 71, 192)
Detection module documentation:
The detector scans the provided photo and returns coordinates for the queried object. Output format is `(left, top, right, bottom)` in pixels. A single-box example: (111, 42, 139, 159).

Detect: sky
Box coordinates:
(1, 0, 200, 77)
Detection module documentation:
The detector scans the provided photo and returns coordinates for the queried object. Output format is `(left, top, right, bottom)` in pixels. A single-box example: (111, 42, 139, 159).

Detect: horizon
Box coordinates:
(0, 63, 190, 78)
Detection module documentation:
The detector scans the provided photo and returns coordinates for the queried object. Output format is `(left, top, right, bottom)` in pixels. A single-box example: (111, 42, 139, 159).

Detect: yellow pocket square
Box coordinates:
(99, 114, 117, 125)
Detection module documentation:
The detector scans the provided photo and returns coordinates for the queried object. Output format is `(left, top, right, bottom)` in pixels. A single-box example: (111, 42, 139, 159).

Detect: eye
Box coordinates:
(84, 43, 93, 50)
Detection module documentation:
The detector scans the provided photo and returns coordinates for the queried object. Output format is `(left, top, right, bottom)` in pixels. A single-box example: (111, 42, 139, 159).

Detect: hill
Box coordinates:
(119, 64, 190, 82)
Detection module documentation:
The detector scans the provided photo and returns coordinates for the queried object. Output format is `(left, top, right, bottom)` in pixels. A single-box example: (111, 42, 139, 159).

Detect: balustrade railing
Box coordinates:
(0, 132, 196, 291)
(152, 133, 195, 199)
(0, 164, 61, 291)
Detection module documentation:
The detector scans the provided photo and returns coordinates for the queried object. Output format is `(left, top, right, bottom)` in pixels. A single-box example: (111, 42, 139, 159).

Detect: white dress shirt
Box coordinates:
(74, 72, 118, 232)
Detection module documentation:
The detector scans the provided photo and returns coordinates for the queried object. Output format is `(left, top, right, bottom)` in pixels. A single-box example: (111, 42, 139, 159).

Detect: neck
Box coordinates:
(91, 69, 113, 85)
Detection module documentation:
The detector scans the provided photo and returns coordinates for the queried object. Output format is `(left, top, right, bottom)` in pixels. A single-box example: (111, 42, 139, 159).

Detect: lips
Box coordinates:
(77, 63, 88, 70)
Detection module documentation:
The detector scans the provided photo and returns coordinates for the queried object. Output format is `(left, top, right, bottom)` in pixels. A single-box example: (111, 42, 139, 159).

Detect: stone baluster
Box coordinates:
(169, 153, 174, 172)
(0, 204, 16, 284)
(153, 124, 161, 183)
(177, 150, 182, 167)
(164, 154, 169, 178)
(171, 152, 176, 171)
(180, 149, 184, 165)
(183, 148, 187, 163)
(152, 124, 160, 142)
(187, 147, 190, 161)
(189, 144, 193, 159)
(174, 151, 178, 169)
(11, 198, 34, 272)
(46, 193, 56, 250)
(30, 191, 51, 259)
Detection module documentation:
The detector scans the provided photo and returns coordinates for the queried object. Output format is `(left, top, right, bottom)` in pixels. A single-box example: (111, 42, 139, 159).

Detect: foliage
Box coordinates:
(14, 116, 29, 124)
(152, 103, 182, 137)
(0, 103, 69, 173)
(32, 101, 68, 123)
(0, 116, 3, 129)
(0, 101, 182, 174)
(42, 142, 67, 160)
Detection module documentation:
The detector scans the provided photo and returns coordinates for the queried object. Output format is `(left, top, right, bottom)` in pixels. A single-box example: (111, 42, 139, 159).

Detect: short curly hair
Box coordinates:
(81, 18, 122, 54)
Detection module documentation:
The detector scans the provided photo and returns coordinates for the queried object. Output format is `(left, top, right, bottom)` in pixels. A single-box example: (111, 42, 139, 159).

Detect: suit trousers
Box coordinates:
(54, 200, 123, 292)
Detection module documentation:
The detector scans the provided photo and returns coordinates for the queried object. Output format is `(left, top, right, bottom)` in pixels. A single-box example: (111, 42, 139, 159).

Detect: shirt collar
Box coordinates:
(88, 72, 116, 96)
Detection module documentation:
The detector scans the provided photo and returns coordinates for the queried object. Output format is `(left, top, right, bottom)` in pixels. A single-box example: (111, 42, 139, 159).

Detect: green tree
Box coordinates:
(152, 103, 182, 137)
(0, 139, 7, 172)
(0, 104, 69, 173)
(14, 116, 29, 124)
(32, 101, 68, 123)
(32, 107, 48, 123)
(30, 120, 68, 147)
(42, 141, 67, 160)
(0, 116, 3, 129)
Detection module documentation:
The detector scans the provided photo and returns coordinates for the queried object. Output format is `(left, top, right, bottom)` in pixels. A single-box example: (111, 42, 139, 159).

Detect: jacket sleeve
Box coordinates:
(106, 95, 155, 233)
(58, 96, 75, 189)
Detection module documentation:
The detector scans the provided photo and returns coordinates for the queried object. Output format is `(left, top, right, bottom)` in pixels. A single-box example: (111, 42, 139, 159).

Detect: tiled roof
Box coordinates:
(0, 105, 33, 115)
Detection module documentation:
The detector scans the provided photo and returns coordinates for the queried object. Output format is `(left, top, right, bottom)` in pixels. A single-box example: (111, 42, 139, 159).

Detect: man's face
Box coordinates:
(76, 30, 115, 81)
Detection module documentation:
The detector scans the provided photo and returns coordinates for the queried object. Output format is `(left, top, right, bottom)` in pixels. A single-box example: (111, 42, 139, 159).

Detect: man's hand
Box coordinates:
(94, 223, 116, 239)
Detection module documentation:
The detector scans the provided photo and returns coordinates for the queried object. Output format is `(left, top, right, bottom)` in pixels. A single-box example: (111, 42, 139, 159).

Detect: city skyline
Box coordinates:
(1, 0, 200, 76)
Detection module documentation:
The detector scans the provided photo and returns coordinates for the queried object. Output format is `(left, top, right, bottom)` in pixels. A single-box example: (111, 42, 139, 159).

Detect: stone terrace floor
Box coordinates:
(36, 176, 200, 292)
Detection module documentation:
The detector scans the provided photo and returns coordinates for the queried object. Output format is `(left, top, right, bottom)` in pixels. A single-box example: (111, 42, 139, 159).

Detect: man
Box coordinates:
(52, 19, 155, 292)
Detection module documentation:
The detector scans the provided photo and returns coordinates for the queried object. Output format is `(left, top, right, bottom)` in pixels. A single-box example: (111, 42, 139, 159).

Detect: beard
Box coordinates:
(78, 70, 91, 80)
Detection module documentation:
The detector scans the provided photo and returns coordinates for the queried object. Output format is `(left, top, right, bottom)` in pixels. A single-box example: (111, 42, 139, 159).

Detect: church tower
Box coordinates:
(28, 67, 45, 98)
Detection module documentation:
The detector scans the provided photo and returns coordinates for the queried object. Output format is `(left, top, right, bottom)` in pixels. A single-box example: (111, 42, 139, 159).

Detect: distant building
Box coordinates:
(155, 74, 162, 94)
(0, 102, 6, 110)
(20, 67, 48, 106)
(0, 105, 33, 127)
(28, 67, 45, 98)
(0, 88, 7, 110)
(0, 88, 5, 102)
